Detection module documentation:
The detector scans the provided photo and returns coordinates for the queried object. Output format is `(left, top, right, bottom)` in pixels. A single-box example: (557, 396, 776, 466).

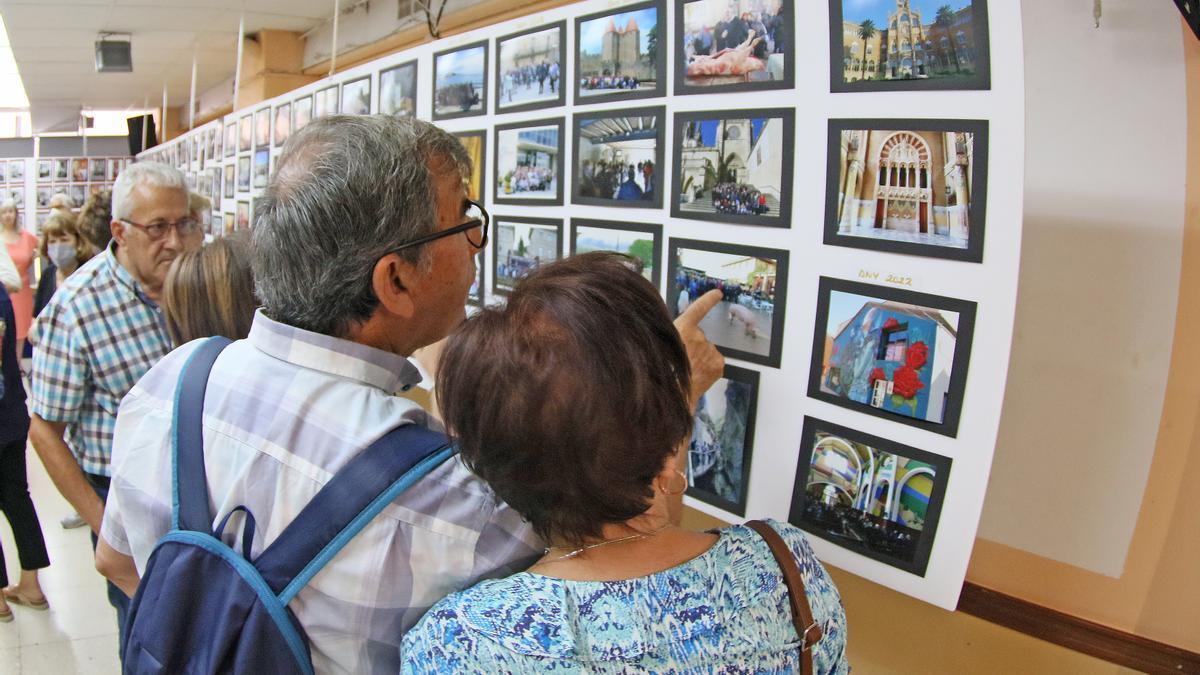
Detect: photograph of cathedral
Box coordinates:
(688, 364, 760, 515)
(789, 417, 950, 575)
(825, 118, 989, 262)
(569, 219, 662, 287)
(572, 106, 664, 209)
(496, 22, 565, 113)
(830, 0, 991, 92)
(575, 0, 665, 103)
(808, 277, 976, 436)
(671, 108, 794, 227)
(493, 217, 563, 295)
(675, 0, 793, 93)
(380, 61, 417, 117)
(432, 41, 488, 120)
(494, 118, 564, 205)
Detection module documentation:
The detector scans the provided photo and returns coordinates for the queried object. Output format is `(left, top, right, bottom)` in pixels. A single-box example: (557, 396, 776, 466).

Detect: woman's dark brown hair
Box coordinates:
(436, 251, 693, 546)
(162, 235, 257, 345)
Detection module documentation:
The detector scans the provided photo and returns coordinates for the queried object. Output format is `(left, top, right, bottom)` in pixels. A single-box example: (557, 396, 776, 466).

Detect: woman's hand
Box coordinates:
(674, 289, 726, 411)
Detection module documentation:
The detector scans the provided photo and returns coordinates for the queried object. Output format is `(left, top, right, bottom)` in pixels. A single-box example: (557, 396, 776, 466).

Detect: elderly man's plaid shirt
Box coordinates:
(28, 244, 172, 476)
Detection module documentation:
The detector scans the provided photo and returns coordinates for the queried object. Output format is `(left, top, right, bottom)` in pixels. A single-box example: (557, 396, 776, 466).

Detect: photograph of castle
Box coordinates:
(830, 0, 991, 92)
(496, 22, 565, 113)
(575, 0, 664, 102)
(789, 417, 950, 575)
(825, 118, 988, 262)
(671, 109, 793, 227)
(688, 365, 759, 515)
(676, 0, 793, 94)
(572, 106, 664, 209)
(808, 277, 976, 436)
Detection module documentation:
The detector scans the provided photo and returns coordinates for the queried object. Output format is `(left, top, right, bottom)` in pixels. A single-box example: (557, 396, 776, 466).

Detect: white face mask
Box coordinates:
(47, 242, 76, 269)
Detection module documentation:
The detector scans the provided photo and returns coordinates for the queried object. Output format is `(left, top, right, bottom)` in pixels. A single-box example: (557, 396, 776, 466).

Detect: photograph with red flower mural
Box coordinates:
(808, 277, 977, 436)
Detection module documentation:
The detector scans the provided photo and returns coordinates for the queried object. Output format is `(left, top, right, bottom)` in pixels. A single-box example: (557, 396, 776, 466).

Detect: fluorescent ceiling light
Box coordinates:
(0, 14, 29, 108)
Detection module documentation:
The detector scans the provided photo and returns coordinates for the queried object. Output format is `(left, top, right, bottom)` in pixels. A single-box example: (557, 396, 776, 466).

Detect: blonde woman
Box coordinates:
(162, 235, 256, 345)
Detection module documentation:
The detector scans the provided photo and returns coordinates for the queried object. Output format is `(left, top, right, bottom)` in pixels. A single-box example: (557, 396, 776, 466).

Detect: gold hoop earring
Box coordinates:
(658, 469, 688, 496)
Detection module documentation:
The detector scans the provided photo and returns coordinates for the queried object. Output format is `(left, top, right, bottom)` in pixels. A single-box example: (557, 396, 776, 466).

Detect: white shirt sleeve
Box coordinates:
(0, 244, 19, 293)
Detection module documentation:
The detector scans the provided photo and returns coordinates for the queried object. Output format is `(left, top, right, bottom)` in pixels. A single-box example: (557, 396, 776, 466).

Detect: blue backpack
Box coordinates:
(122, 336, 456, 674)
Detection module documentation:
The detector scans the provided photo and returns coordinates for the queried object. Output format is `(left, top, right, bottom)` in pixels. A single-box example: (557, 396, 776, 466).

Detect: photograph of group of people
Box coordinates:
(497, 24, 565, 112)
(576, 0, 663, 101)
(494, 120, 563, 204)
(678, 0, 792, 92)
(573, 108, 663, 207)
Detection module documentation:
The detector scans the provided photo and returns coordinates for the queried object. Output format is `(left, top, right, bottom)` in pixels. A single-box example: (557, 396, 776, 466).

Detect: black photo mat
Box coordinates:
(569, 218, 664, 290)
(806, 276, 976, 437)
(788, 416, 951, 577)
(824, 118, 989, 263)
(432, 40, 490, 121)
(670, 108, 795, 228)
(492, 117, 565, 206)
(667, 238, 789, 368)
(571, 105, 665, 210)
(573, 0, 667, 105)
(686, 363, 760, 516)
(491, 216, 564, 296)
(494, 21, 567, 114)
(674, 0, 795, 96)
(828, 0, 991, 93)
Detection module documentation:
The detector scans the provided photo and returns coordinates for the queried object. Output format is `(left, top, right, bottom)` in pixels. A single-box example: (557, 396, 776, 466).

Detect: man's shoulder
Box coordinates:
(40, 254, 114, 316)
(122, 339, 219, 406)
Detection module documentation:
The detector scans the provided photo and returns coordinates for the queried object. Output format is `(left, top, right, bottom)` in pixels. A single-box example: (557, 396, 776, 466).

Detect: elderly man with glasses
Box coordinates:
(27, 161, 202, 658)
(93, 116, 528, 674)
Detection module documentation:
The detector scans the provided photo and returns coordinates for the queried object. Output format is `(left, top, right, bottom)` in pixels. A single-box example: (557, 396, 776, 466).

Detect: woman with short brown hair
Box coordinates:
(402, 252, 848, 673)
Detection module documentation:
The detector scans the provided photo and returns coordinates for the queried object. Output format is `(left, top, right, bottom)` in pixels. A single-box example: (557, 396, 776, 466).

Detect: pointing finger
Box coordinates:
(676, 289, 723, 328)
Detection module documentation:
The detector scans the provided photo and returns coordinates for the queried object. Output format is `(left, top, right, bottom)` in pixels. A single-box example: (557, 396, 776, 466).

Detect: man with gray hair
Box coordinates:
(95, 116, 542, 673)
(27, 160, 202, 656)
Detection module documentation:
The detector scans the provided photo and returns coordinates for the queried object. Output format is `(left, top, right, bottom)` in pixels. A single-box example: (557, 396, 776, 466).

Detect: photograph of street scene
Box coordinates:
(790, 418, 947, 574)
(493, 218, 562, 293)
(577, 2, 660, 99)
(571, 221, 659, 284)
(380, 62, 417, 117)
(497, 25, 562, 110)
(574, 110, 661, 207)
(676, 112, 789, 225)
(434, 44, 486, 118)
(688, 366, 758, 514)
(670, 244, 781, 361)
(495, 122, 560, 202)
(679, 0, 789, 89)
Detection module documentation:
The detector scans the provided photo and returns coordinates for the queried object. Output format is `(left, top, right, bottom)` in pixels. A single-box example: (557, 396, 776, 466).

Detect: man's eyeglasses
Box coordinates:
(386, 200, 489, 254)
(119, 217, 203, 240)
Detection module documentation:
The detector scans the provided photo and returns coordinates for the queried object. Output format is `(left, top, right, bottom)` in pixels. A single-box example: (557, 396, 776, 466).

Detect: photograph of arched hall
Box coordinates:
(836, 0, 983, 84)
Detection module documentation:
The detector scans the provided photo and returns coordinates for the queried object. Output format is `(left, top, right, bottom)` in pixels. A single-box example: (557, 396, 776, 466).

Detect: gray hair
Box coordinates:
(0, 199, 15, 213)
(112, 161, 186, 221)
(49, 193, 73, 210)
(252, 114, 471, 337)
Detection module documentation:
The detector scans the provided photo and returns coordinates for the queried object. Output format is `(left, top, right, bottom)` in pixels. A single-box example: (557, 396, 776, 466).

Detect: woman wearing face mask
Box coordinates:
(34, 212, 98, 306)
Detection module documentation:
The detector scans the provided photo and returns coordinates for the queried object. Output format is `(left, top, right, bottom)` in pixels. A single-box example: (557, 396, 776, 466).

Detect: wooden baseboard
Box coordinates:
(958, 582, 1200, 674)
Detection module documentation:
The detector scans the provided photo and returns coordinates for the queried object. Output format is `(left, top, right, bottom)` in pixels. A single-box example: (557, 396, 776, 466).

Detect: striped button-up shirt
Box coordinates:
(100, 310, 540, 674)
(28, 243, 173, 476)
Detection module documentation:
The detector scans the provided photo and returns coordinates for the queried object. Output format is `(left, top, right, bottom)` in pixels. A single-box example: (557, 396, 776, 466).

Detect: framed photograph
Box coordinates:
(36, 160, 51, 182)
(35, 210, 50, 229)
(575, 0, 666, 104)
(238, 115, 252, 153)
(826, 118, 988, 263)
(341, 75, 372, 116)
(236, 200, 250, 230)
(88, 183, 104, 196)
(210, 167, 222, 202)
(6, 160, 21, 182)
(687, 364, 760, 516)
(54, 159, 69, 180)
(675, 0, 794, 95)
(808, 276, 977, 436)
(7, 188, 22, 208)
(108, 158, 122, 182)
(451, 130, 486, 203)
(830, 0, 991, 93)
(667, 238, 789, 368)
(570, 218, 663, 289)
(224, 122, 237, 158)
(274, 103, 292, 147)
(293, 95, 314, 131)
(237, 156, 251, 192)
(223, 163, 235, 199)
(210, 127, 222, 162)
(495, 22, 566, 114)
(35, 187, 53, 208)
(379, 61, 418, 117)
(252, 149, 270, 189)
(69, 184, 86, 206)
(254, 108, 271, 148)
(492, 216, 563, 296)
(671, 108, 794, 228)
(789, 417, 951, 576)
(314, 85, 339, 118)
(572, 106, 664, 209)
(467, 251, 485, 307)
(493, 117, 564, 206)
(89, 158, 106, 181)
(432, 41, 488, 120)
(223, 212, 235, 236)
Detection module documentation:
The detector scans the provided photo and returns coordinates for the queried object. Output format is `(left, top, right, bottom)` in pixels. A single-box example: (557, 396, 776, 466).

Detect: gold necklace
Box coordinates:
(540, 524, 670, 563)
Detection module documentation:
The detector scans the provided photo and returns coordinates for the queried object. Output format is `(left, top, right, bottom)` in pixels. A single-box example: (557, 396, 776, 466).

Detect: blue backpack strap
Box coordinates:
(254, 424, 455, 603)
(171, 336, 233, 532)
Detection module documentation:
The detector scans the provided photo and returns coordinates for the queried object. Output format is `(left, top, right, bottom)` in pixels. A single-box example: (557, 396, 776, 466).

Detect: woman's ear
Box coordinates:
(372, 252, 417, 319)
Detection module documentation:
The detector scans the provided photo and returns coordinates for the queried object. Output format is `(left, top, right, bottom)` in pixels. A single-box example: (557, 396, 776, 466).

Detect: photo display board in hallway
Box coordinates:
(141, 0, 1024, 610)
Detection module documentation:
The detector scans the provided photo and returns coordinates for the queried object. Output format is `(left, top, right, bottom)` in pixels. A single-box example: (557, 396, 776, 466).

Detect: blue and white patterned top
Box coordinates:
(401, 519, 849, 674)
(28, 243, 172, 476)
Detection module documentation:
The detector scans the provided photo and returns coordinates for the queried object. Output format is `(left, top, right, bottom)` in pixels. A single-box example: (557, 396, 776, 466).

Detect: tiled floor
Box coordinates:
(0, 445, 120, 674)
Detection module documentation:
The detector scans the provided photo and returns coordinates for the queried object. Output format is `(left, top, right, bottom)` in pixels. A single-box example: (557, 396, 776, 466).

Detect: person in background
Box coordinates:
(402, 252, 848, 673)
(0, 200, 37, 357)
(188, 192, 211, 235)
(0, 272, 51, 621)
(48, 193, 74, 217)
(27, 161, 201, 658)
(0, 239, 18, 294)
(78, 190, 113, 252)
(161, 235, 256, 345)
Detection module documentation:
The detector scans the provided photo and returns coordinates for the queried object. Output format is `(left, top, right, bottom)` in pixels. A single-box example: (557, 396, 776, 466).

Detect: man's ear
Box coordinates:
(109, 219, 127, 247)
(372, 252, 417, 319)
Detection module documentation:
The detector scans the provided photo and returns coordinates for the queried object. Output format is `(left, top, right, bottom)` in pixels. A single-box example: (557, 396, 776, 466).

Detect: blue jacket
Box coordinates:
(0, 284, 29, 443)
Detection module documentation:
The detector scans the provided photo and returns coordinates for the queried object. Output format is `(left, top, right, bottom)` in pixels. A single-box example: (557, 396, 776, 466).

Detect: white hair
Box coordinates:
(49, 193, 73, 210)
(112, 161, 186, 221)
